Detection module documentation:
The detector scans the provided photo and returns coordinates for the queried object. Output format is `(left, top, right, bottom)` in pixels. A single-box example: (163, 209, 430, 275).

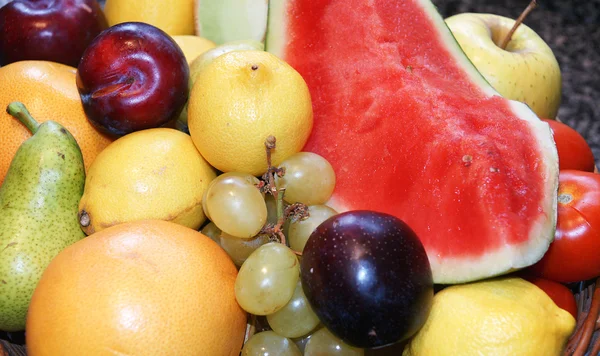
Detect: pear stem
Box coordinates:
(499, 0, 537, 50)
(6, 102, 41, 135)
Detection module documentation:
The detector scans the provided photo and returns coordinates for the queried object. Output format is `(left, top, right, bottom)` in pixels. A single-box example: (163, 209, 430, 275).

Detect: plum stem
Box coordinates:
(499, 0, 537, 50)
(6, 102, 40, 134)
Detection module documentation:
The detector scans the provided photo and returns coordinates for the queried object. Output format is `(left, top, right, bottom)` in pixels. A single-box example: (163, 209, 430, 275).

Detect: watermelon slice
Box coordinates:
(266, 0, 559, 284)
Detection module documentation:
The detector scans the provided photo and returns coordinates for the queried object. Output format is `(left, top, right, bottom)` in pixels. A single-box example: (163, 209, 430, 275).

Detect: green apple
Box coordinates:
(445, 13, 561, 119)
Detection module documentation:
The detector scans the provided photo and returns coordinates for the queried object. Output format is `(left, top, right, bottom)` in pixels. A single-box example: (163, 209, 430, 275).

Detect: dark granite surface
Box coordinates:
(434, 0, 600, 166)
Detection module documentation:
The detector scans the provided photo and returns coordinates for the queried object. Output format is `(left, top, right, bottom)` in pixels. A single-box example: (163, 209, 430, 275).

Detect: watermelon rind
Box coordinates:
(194, 0, 269, 45)
(265, 0, 559, 284)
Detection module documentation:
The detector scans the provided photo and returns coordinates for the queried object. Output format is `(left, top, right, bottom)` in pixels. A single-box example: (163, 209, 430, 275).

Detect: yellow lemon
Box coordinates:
(172, 35, 217, 65)
(189, 40, 264, 85)
(187, 50, 313, 176)
(78, 128, 217, 235)
(104, 0, 194, 36)
(176, 40, 265, 132)
(403, 277, 575, 356)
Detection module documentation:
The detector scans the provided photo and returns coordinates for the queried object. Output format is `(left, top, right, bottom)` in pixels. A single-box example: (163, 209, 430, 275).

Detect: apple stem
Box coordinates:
(499, 0, 537, 50)
(6, 102, 41, 134)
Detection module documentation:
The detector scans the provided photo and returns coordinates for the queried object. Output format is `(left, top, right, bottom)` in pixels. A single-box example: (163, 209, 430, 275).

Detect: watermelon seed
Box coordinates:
(490, 167, 500, 173)
(462, 155, 473, 167)
(558, 193, 573, 204)
(251, 64, 259, 71)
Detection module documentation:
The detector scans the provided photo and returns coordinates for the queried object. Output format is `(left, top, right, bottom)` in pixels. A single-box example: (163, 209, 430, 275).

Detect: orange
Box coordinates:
(26, 220, 247, 356)
(0, 61, 113, 183)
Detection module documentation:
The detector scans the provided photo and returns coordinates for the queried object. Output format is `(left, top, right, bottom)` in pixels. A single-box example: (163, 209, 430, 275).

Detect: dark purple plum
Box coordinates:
(300, 210, 433, 349)
(76, 22, 189, 136)
(0, 0, 108, 67)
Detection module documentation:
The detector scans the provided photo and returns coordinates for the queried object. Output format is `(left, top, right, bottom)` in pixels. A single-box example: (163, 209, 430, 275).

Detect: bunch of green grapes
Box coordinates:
(200, 151, 363, 354)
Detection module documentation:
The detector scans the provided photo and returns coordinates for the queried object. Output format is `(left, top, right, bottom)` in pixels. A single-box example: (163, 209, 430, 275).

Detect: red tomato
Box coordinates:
(529, 170, 600, 283)
(522, 276, 578, 320)
(543, 118, 596, 172)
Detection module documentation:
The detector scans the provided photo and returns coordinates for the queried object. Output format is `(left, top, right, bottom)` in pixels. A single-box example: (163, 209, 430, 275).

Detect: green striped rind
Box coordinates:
(194, 0, 269, 45)
(265, 0, 558, 284)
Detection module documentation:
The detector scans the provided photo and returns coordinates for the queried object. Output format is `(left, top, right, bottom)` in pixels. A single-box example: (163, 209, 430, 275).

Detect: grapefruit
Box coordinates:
(0, 61, 113, 182)
(26, 220, 247, 356)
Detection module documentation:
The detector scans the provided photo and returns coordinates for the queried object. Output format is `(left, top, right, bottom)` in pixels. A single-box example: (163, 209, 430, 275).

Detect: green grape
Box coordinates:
(265, 194, 279, 225)
(266, 280, 320, 338)
(241, 331, 302, 356)
(200, 222, 221, 245)
(276, 152, 336, 205)
(292, 331, 313, 354)
(220, 232, 270, 266)
(288, 205, 337, 252)
(201, 174, 221, 221)
(304, 328, 364, 356)
(204, 172, 267, 238)
(235, 242, 300, 315)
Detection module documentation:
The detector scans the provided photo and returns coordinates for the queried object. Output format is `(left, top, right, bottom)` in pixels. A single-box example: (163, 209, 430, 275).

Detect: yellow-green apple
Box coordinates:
(445, 13, 561, 119)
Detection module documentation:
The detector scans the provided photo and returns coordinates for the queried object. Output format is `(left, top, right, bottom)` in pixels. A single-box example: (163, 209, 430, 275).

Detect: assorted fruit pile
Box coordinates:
(0, 0, 598, 355)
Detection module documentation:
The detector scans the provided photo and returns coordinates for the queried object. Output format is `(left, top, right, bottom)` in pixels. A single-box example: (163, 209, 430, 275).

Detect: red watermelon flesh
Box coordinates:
(266, 0, 558, 283)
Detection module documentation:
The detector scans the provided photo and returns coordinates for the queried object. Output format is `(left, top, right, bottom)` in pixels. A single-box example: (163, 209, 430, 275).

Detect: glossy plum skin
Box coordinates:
(0, 0, 108, 67)
(76, 22, 189, 136)
(300, 210, 433, 349)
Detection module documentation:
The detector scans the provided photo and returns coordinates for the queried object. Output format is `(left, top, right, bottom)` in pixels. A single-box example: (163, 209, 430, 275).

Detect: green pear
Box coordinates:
(0, 102, 86, 332)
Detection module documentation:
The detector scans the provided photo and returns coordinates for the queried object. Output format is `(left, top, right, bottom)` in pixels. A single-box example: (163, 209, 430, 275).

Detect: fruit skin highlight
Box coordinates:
(528, 170, 600, 283)
(77, 22, 190, 136)
(0, 102, 86, 332)
(0, 61, 113, 183)
(542, 118, 596, 172)
(187, 50, 313, 176)
(0, 0, 108, 67)
(267, 0, 558, 284)
(26, 220, 246, 356)
(301, 211, 433, 349)
(402, 277, 575, 356)
(78, 128, 216, 235)
(445, 13, 562, 120)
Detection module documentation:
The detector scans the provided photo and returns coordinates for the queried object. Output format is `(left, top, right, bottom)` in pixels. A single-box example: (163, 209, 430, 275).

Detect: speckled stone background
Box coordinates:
(433, 0, 600, 166)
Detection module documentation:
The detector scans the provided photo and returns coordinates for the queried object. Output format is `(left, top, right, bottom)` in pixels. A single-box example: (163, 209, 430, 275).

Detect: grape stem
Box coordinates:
(259, 135, 308, 256)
